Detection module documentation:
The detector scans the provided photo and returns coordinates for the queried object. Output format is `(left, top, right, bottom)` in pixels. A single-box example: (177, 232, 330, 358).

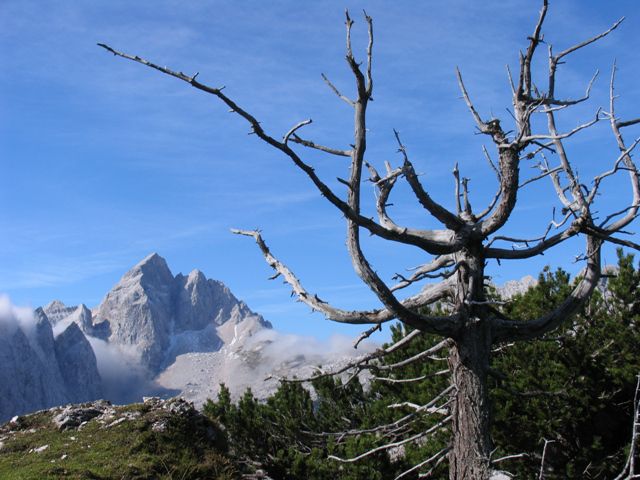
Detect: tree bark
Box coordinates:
(448, 318, 493, 480)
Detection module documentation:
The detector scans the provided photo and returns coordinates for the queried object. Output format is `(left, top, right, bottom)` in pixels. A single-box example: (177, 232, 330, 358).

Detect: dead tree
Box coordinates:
(99, 2, 640, 478)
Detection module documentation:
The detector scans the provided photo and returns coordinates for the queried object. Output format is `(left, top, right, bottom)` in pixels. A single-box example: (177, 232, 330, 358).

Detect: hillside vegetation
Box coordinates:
(204, 250, 640, 479)
(0, 398, 235, 480)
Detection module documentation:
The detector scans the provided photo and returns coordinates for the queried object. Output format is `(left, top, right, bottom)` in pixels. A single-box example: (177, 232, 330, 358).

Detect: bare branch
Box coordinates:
(393, 130, 464, 230)
(494, 236, 602, 341)
(542, 69, 599, 107)
(321, 72, 355, 106)
(476, 147, 503, 220)
(544, 107, 591, 212)
(307, 385, 453, 449)
(98, 44, 468, 254)
(370, 161, 407, 234)
(486, 209, 572, 252)
(377, 338, 452, 371)
(283, 119, 312, 145)
(518, 0, 548, 98)
(457, 67, 489, 133)
(602, 62, 640, 233)
(617, 118, 640, 129)
(541, 155, 574, 210)
(479, 147, 523, 236)
(583, 226, 640, 252)
(344, 10, 368, 99)
(353, 323, 381, 348)
(555, 18, 624, 61)
(588, 137, 640, 204)
(538, 439, 556, 480)
(395, 447, 451, 480)
(388, 396, 451, 413)
(599, 205, 640, 229)
(391, 255, 457, 292)
(613, 374, 640, 480)
(347, 90, 460, 335)
(328, 415, 452, 463)
(492, 453, 528, 464)
(374, 371, 448, 384)
(485, 221, 580, 260)
(364, 10, 374, 97)
(521, 109, 601, 143)
(483, 145, 501, 180)
(506, 64, 516, 96)
(461, 177, 473, 217)
(546, 17, 623, 101)
(231, 229, 455, 326)
(453, 163, 462, 215)
(275, 329, 425, 384)
(290, 134, 352, 157)
(519, 163, 562, 188)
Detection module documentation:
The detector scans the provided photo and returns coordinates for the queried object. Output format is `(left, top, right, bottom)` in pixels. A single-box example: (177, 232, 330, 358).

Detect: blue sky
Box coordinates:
(1, 0, 639, 341)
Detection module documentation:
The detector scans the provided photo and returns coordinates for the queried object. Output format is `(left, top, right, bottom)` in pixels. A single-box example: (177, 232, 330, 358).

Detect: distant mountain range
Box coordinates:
(1, 254, 556, 422)
(0, 254, 373, 421)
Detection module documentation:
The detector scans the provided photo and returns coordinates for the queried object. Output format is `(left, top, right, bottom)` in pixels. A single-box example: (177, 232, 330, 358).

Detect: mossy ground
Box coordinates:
(0, 402, 237, 480)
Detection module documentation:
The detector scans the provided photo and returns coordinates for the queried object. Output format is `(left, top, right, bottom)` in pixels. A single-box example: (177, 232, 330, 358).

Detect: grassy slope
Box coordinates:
(0, 401, 237, 480)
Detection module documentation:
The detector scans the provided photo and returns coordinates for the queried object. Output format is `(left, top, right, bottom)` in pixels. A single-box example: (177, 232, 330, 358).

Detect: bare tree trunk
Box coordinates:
(448, 248, 493, 480)
(449, 321, 493, 480)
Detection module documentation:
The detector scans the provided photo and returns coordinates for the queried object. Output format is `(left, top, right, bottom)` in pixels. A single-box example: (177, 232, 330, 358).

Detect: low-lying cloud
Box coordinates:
(246, 328, 377, 368)
(0, 294, 36, 337)
(87, 336, 177, 404)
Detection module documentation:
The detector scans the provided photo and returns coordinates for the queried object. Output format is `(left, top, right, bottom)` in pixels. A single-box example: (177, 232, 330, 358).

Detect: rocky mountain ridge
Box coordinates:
(90, 253, 270, 373)
(0, 253, 271, 421)
(0, 303, 102, 422)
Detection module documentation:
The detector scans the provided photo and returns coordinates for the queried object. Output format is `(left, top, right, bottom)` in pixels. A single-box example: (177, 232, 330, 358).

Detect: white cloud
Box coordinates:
(0, 294, 36, 337)
(87, 336, 176, 404)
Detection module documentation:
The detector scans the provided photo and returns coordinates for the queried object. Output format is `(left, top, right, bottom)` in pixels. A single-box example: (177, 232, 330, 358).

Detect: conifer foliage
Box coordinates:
(205, 252, 640, 479)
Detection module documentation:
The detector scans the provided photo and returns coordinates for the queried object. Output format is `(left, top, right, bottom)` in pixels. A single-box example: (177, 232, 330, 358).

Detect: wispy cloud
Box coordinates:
(0, 256, 124, 290)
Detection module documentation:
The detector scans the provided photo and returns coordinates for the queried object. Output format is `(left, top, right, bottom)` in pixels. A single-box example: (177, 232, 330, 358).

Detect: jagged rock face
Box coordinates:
(54, 322, 103, 403)
(93, 253, 174, 372)
(0, 307, 103, 422)
(44, 302, 95, 337)
(43, 300, 76, 325)
(92, 253, 271, 373)
(66, 305, 93, 334)
(0, 318, 67, 422)
(2, 253, 272, 420)
(493, 275, 538, 299)
(31, 309, 69, 402)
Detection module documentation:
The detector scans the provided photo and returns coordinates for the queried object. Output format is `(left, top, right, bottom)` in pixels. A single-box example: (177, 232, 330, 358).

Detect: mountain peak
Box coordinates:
(45, 300, 67, 311)
(137, 252, 168, 269)
(123, 253, 173, 284)
(187, 269, 205, 281)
